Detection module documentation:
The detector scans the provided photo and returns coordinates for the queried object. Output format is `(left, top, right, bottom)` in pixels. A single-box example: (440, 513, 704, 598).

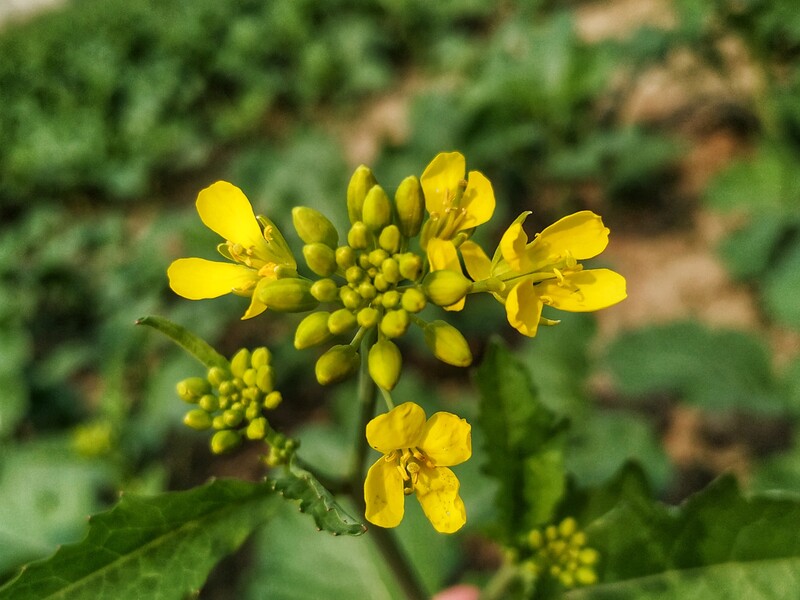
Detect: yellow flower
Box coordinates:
(364, 402, 471, 533)
(462, 211, 626, 337)
(167, 181, 296, 319)
(420, 151, 495, 311)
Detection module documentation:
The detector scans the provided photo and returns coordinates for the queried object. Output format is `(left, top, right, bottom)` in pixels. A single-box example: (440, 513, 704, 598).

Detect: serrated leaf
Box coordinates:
(476, 338, 567, 539)
(271, 466, 366, 536)
(0, 479, 275, 600)
(136, 315, 228, 369)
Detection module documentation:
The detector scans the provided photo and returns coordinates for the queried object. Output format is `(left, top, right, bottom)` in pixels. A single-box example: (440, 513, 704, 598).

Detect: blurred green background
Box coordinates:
(2, 0, 800, 597)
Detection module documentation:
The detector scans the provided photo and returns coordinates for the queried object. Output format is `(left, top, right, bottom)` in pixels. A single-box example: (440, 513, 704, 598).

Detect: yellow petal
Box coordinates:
(538, 268, 627, 312)
(499, 212, 532, 272)
(196, 181, 268, 252)
(460, 241, 492, 281)
(460, 170, 495, 229)
(364, 458, 405, 528)
(420, 412, 472, 467)
(241, 278, 269, 320)
(505, 280, 544, 337)
(527, 211, 609, 268)
(415, 466, 466, 534)
(421, 152, 465, 216)
(426, 238, 465, 311)
(167, 258, 257, 300)
(366, 402, 426, 455)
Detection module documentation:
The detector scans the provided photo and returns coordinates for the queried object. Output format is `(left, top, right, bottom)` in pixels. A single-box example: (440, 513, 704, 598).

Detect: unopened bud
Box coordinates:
(303, 242, 337, 277)
(246, 417, 268, 440)
(295, 311, 334, 349)
(184, 409, 212, 430)
(378, 225, 401, 254)
(381, 290, 400, 309)
(423, 320, 472, 367)
(310, 278, 339, 302)
(347, 165, 378, 224)
(328, 308, 357, 334)
(264, 390, 282, 409)
(394, 175, 424, 237)
(335, 245, 356, 269)
(230, 348, 251, 378)
(422, 270, 471, 307)
(207, 366, 229, 388)
(292, 206, 338, 248)
(347, 222, 369, 249)
(250, 347, 271, 369)
(380, 309, 409, 338)
(315, 344, 360, 385)
(368, 339, 402, 391)
(211, 430, 242, 454)
(340, 286, 363, 310)
(401, 287, 427, 313)
(256, 365, 274, 393)
(258, 278, 318, 312)
(176, 377, 210, 403)
(381, 258, 400, 284)
(398, 253, 423, 281)
(362, 185, 392, 231)
(357, 306, 380, 328)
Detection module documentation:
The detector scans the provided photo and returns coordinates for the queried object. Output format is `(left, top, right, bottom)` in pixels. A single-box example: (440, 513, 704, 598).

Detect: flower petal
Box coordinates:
(538, 268, 627, 312)
(241, 277, 269, 320)
(460, 241, 492, 281)
(426, 238, 465, 311)
(421, 152, 466, 216)
(420, 412, 472, 467)
(460, 170, 495, 229)
(527, 211, 609, 267)
(505, 280, 544, 337)
(364, 458, 405, 528)
(366, 402, 427, 454)
(196, 181, 268, 252)
(415, 466, 466, 533)
(167, 258, 257, 300)
(499, 212, 532, 272)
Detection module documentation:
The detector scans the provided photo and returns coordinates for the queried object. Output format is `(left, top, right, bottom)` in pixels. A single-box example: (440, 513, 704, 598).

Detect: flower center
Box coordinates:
(429, 179, 468, 240)
(386, 447, 434, 495)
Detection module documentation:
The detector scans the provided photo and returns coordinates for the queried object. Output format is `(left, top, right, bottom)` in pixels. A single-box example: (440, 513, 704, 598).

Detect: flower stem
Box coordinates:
(480, 562, 521, 600)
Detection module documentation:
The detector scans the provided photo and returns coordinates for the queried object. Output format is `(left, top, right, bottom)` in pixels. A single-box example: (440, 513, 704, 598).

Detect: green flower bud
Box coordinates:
(223, 409, 244, 427)
(315, 344, 360, 385)
(218, 380, 236, 397)
(256, 365, 274, 393)
(423, 320, 472, 367)
(340, 286, 363, 310)
(245, 403, 261, 421)
(368, 248, 389, 268)
(380, 309, 409, 338)
(378, 224, 401, 254)
(310, 278, 339, 302)
(176, 377, 210, 403)
(335, 245, 356, 269)
(246, 417, 268, 440)
(381, 258, 400, 284)
(347, 221, 369, 249)
(292, 206, 338, 248)
(243, 368, 258, 387)
(302, 243, 337, 277)
(357, 281, 377, 300)
(394, 175, 424, 237)
(368, 339, 402, 391)
(295, 311, 334, 349)
(184, 409, 212, 430)
(207, 366, 229, 388)
(398, 253, 423, 281)
(358, 253, 371, 269)
(251, 347, 271, 369)
(199, 394, 219, 412)
(264, 390, 282, 409)
(211, 430, 241, 454)
(575, 567, 597, 586)
(258, 278, 319, 312)
(362, 185, 392, 231)
(357, 306, 380, 328)
(328, 308, 357, 334)
(230, 348, 251, 378)
(401, 287, 427, 313)
(381, 290, 400, 309)
(345, 265, 365, 284)
(422, 270, 472, 307)
(373, 274, 389, 292)
(347, 165, 378, 224)
(212, 414, 226, 430)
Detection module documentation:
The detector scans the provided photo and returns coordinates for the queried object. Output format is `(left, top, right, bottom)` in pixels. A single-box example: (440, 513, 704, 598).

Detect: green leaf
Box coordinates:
(136, 315, 228, 370)
(717, 213, 789, 280)
(476, 338, 567, 539)
(271, 466, 366, 536)
(764, 238, 800, 330)
(0, 479, 275, 600)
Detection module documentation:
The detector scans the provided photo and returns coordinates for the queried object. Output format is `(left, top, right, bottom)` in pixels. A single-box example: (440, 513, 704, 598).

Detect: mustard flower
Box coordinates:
(364, 402, 471, 533)
(462, 211, 626, 336)
(168, 181, 296, 319)
(420, 151, 496, 310)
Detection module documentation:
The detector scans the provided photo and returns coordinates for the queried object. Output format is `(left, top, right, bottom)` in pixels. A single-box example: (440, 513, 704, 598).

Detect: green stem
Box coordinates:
(480, 562, 521, 600)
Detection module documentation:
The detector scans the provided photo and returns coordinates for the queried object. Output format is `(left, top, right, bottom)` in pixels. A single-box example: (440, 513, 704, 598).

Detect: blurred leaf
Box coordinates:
(764, 238, 800, 330)
(605, 321, 786, 413)
(0, 478, 276, 600)
(718, 212, 789, 279)
(476, 338, 567, 540)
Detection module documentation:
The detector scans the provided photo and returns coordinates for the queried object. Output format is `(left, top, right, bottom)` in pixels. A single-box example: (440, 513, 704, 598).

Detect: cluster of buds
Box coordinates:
(177, 347, 291, 457)
(516, 517, 599, 589)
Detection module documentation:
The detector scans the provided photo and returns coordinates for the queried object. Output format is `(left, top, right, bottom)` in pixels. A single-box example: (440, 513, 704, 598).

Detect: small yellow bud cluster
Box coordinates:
(72, 420, 115, 458)
(520, 517, 599, 589)
(291, 165, 474, 390)
(177, 347, 283, 455)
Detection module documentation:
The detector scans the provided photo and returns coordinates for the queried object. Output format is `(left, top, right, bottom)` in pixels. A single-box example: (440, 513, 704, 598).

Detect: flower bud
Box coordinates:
(256, 365, 274, 393)
(347, 221, 369, 249)
(381, 257, 400, 284)
(357, 281, 377, 301)
(230, 349, 251, 378)
(245, 403, 261, 421)
(292, 206, 338, 248)
(335, 245, 356, 269)
(340, 286, 362, 310)
(328, 308, 357, 334)
(368, 339, 402, 391)
(295, 311, 334, 349)
(303, 242, 337, 277)
(264, 390, 282, 409)
(258, 278, 318, 312)
(394, 175, 424, 237)
(378, 225, 401, 254)
(211, 430, 241, 454)
(223, 408, 244, 427)
(423, 320, 472, 367)
(362, 185, 392, 231)
(199, 394, 219, 412)
(422, 270, 471, 307)
(380, 309, 409, 338)
(176, 377, 210, 403)
(381, 290, 400, 309)
(347, 165, 378, 224)
(357, 306, 380, 328)
(401, 287, 427, 313)
(251, 347, 271, 369)
(207, 366, 229, 388)
(184, 409, 212, 430)
(315, 345, 360, 385)
(246, 417, 268, 440)
(398, 253, 423, 281)
(368, 249, 389, 268)
(310, 278, 339, 302)
(345, 265, 365, 284)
